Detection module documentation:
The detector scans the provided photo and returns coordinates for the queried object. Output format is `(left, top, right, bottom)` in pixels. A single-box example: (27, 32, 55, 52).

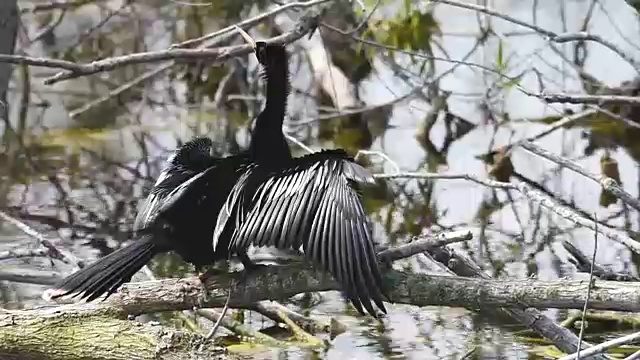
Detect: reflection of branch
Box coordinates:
(375, 172, 640, 254)
(521, 141, 640, 212)
(424, 247, 607, 360)
(562, 240, 639, 281)
(0, 209, 81, 267)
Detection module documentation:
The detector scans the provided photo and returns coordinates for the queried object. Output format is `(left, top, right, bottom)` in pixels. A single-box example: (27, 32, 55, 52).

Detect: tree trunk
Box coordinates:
(0, 0, 18, 122)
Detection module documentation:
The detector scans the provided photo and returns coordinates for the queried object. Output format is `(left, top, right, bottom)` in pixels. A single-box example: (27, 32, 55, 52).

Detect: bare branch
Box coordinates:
(375, 172, 640, 254)
(424, 247, 607, 360)
(0, 8, 323, 85)
(174, 0, 331, 49)
(431, 0, 640, 72)
(539, 93, 640, 105)
(30, 264, 640, 321)
(558, 331, 640, 360)
(0, 247, 51, 261)
(0, 269, 61, 286)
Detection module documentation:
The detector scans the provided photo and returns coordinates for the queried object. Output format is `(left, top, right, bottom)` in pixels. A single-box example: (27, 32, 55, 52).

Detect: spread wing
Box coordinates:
(213, 150, 386, 316)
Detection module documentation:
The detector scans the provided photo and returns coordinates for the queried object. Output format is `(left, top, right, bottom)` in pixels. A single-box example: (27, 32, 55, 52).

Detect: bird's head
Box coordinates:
(234, 26, 286, 69)
(171, 136, 214, 165)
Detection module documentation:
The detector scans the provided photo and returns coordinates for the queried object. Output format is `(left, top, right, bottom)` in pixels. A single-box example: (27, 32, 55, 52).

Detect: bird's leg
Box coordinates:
(197, 264, 224, 283)
(238, 251, 266, 272)
(195, 264, 224, 307)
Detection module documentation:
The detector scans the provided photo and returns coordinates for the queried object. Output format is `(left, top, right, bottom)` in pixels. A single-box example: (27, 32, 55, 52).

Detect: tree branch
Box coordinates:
(0, 7, 323, 86)
(0, 309, 226, 360)
(33, 261, 640, 320)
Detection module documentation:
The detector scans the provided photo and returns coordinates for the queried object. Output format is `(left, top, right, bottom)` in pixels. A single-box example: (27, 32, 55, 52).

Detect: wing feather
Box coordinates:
(215, 150, 386, 316)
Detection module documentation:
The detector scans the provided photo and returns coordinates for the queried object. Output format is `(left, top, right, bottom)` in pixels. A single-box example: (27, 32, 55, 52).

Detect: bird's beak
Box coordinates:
(234, 26, 256, 49)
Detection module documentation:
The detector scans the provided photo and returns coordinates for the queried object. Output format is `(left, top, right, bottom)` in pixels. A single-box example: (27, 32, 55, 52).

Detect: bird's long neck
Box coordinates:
(249, 49, 291, 165)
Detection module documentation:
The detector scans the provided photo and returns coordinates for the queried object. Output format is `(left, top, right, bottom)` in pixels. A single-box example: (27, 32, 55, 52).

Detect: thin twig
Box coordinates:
(540, 93, 640, 106)
(558, 331, 640, 360)
(430, 0, 640, 72)
(576, 217, 598, 359)
(0, 7, 324, 85)
(173, 0, 332, 49)
(0, 247, 50, 261)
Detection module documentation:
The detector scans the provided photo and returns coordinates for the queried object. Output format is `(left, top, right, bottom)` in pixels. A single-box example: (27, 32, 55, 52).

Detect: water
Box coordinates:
(3, 0, 640, 358)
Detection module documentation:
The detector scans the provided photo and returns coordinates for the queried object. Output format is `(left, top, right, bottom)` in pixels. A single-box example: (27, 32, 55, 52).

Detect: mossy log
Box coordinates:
(0, 308, 226, 360)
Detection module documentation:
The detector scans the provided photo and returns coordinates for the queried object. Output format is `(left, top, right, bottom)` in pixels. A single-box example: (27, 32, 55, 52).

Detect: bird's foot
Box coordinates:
(238, 263, 268, 285)
(238, 252, 267, 273)
(196, 266, 223, 306)
(197, 267, 224, 284)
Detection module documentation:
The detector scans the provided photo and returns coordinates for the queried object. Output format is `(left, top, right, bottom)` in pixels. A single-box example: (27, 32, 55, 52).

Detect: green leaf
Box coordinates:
(501, 74, 522, 91)
(496, 39, 505, 72)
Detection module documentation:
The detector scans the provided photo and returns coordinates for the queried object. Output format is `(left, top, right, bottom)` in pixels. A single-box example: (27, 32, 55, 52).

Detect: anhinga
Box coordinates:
(216, 28, 388, 317)
(43, 137, 250, 301)
(41, 27, 293, 302)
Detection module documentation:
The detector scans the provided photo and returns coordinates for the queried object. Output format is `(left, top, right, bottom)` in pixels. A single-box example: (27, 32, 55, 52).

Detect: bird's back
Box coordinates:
(154, 153, 251, 266)
(134, 137, 250, 267)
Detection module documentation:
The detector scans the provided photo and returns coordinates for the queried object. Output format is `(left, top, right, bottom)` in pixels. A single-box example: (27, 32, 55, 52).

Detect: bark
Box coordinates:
(15, 264, 640, 321)
(0, 309, 226, 360)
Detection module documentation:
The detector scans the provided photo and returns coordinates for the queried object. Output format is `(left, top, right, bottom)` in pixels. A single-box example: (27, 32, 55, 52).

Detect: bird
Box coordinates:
(41, 27, 293, 303)
(42, 137, 251, 302)
(215, 28, 388, 317)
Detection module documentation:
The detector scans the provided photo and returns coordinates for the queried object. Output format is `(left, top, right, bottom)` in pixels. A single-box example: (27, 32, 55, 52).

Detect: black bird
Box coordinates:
(215, 29, 388, 317)
(42, 27, 292, 302)
(43, 137, 250, 301)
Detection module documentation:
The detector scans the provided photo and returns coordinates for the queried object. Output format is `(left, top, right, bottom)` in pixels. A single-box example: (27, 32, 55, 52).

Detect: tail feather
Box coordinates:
(43, 235, 160, 302)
